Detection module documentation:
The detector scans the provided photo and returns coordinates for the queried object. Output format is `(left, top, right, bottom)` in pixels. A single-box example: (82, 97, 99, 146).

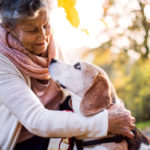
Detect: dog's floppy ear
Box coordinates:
(80, 73, 112, 116)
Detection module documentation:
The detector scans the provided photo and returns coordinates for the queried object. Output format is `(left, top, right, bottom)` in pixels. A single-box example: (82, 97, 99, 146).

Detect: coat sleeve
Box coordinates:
(0, 54, 108, 138)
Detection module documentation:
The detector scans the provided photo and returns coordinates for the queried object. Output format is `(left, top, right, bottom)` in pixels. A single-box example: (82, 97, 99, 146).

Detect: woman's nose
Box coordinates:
(37, 28, 50, 40)
(39, 28, 47, 40)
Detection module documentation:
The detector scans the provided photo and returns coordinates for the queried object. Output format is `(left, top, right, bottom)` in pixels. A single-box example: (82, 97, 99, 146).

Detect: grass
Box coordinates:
(136, 120, 150, 130)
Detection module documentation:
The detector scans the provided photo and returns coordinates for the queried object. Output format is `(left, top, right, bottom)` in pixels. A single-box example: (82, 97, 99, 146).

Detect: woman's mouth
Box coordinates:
(36, 42, 45, 46)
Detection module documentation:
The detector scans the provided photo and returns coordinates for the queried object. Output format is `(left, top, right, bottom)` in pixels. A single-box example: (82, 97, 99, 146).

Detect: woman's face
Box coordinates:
(9, 8, 51, 55)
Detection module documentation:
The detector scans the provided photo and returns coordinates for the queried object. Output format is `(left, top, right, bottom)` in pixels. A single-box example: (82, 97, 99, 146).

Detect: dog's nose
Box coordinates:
(51, 58, 57, 64)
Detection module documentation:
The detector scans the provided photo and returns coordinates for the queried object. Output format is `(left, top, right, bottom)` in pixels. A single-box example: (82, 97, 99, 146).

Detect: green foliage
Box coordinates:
(136, 121, 150, 130)
(122, 60, 150, 122)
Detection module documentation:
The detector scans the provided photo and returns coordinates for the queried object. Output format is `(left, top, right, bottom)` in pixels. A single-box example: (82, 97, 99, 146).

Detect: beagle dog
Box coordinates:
(49, 59, 150, 150)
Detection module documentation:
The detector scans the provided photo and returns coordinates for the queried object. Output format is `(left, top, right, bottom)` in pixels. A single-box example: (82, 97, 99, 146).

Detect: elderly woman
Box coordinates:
(0, 0, 135, 150)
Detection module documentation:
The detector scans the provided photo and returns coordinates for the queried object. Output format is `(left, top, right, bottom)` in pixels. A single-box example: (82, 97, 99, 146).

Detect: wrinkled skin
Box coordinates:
(108, 104, 135, 139)
(8, 8, 51, 55)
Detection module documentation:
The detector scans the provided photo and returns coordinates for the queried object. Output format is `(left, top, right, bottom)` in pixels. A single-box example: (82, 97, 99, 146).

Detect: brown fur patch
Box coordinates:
(80, 73, 112, 116)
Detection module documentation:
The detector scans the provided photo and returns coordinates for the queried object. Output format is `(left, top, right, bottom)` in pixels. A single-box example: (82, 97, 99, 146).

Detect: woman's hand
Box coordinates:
(108, 104, 135, 139)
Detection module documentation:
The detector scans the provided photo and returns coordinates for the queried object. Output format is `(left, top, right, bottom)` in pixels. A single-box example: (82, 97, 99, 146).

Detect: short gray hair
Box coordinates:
(0, 0, 47, 28)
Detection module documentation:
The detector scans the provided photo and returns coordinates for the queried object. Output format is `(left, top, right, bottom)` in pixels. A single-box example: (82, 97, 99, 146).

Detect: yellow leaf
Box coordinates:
(58, 0, 80, 28)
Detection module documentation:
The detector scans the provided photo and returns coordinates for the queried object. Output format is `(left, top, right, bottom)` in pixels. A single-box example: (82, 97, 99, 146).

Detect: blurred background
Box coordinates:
(50, 0, 150, 128)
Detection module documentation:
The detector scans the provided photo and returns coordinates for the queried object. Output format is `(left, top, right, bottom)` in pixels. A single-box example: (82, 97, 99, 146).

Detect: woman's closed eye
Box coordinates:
(74, 63, 81, 70)
(25, 28, 37, 33)
(25, 24, 50, 33)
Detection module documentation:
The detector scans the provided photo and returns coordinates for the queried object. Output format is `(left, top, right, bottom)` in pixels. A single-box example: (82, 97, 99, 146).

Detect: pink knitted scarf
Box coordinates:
(0, 25, 63, 109)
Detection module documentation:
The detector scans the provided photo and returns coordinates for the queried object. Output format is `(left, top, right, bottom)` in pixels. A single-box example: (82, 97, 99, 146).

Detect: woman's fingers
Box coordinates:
(108, 104, 135, 139)
(121, 130, 134, 139)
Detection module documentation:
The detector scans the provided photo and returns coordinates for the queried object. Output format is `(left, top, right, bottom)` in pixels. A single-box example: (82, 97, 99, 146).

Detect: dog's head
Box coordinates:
(49, 59, 117, 116)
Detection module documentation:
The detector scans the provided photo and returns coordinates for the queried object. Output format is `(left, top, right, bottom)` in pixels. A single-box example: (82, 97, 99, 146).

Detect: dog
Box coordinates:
(49, 59, 150, 150)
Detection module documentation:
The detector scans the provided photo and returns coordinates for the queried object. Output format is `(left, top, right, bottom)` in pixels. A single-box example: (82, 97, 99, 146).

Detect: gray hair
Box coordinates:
(0, 0, 47, 28)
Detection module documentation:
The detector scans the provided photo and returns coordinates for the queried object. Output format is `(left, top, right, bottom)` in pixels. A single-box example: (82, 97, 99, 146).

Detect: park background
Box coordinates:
(50, 0, 150, 131)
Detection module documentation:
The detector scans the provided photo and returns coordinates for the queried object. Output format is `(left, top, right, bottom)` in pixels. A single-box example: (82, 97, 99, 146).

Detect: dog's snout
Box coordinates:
(51, 58, 57, 64)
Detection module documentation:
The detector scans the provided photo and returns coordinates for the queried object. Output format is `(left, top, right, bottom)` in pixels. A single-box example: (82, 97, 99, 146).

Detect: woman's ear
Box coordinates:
(80, 73, 112, 116)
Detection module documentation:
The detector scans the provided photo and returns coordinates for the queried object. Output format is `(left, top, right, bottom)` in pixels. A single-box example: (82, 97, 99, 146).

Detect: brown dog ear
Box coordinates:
(80, 73, 112, 116)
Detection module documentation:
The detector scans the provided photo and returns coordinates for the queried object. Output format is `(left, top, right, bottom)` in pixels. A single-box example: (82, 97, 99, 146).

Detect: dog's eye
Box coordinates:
(74, 63, 81, 70)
